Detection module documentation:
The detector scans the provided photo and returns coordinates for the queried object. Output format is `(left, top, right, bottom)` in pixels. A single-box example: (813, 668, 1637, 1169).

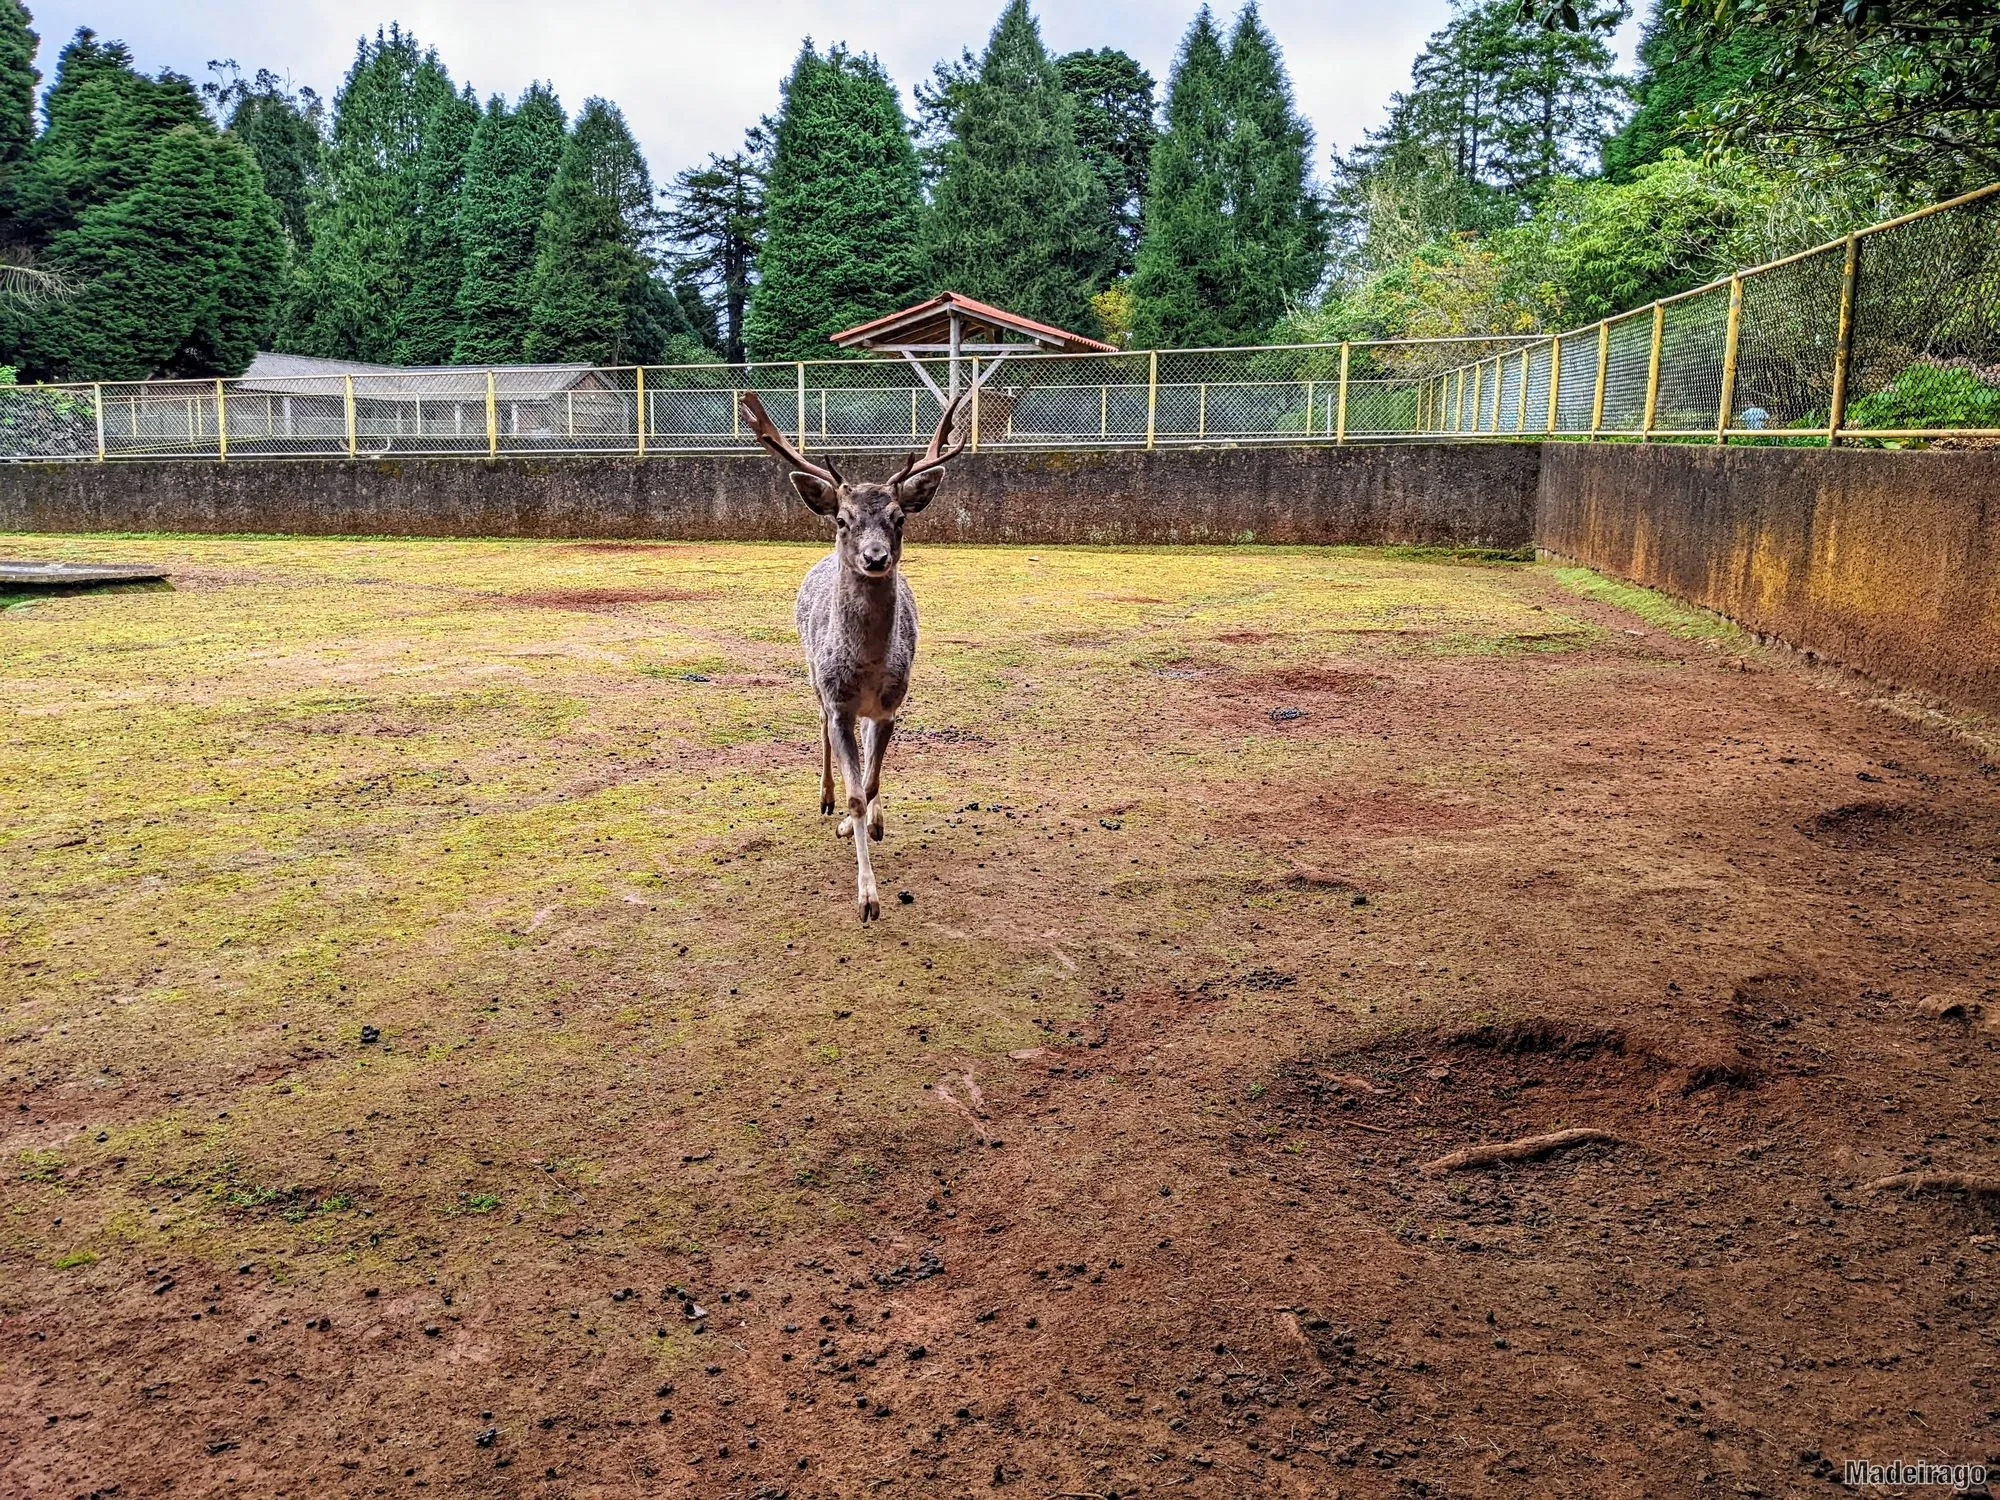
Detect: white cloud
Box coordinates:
(26, 0, 1639, 179)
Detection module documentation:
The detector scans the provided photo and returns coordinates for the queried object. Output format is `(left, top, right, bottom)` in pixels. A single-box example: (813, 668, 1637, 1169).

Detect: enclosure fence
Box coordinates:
(1, 183, 1994, 464)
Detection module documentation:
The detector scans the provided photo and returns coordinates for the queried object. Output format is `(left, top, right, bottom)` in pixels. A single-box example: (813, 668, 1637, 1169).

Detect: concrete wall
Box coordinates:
(1536, 443, 2000, 718)
(0, 444, 1542, 550)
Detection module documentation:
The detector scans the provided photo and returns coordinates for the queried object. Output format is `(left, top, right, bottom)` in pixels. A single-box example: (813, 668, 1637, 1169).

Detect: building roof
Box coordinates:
(830, 292, 1116, 355)
(236, 352, 604, 398)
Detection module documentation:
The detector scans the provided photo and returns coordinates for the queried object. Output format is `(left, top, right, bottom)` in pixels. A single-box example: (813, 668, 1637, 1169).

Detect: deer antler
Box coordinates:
(739, 391, 842, 488)
(891, 388, 971, 489)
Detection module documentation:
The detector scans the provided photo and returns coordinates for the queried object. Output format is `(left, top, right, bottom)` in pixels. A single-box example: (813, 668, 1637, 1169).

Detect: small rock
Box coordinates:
(423, 1324, 442, 1337)
(1270, 706, 1306, 723)
(359, 1025, 380, 1045)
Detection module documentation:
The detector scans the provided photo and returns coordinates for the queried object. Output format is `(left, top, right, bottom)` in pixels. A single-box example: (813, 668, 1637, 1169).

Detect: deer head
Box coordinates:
(740, 390, 969, 580)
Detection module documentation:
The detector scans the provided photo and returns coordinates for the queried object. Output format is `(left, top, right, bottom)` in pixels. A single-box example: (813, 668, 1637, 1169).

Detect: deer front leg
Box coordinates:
(828, 712, 878, 922)
(861, 716, 894, 841)
(820, 712, 836, 816)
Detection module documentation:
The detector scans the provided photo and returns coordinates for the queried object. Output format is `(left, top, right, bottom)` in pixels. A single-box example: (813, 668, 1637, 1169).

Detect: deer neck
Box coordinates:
(835, 564, 899, 653)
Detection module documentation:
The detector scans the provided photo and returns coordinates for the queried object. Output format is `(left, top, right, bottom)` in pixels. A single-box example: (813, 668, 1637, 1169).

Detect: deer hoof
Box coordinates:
(869, 816, 884, 843)
(837, 815, 855, 837)
(821, 798, 836, 816)
(858, 896, 880, 922)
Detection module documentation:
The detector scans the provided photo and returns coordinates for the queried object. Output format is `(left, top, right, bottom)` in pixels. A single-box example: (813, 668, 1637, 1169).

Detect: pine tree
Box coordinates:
(394, 85, 476, 363)
(1130, 8, 1232, 347)
(664, 127, 765, 364)
(1602, 0, 1767, 182)
(285, 26, 456, 361)
(1055, 48, 1156, 279)
(1217, 5, 1328, 334)
(743, 43, 926, 361)
(523, 97, 691, 364)
(0, 0, 36, 209)
(452, 83, 565, 363)
(32, 123, 283, 378)
(924, 1, 1114, 334)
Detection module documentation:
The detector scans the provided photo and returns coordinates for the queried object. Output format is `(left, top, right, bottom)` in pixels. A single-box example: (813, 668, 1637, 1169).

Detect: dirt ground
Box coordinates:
(3, 535, 1998, 1500)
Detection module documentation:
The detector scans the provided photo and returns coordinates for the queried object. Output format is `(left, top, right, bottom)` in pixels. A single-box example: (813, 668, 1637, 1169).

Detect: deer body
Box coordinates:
(740, 389, 967, 921)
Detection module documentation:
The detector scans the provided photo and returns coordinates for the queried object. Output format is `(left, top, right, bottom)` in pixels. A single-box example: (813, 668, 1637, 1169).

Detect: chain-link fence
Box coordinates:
(2, 183, 1995, 463)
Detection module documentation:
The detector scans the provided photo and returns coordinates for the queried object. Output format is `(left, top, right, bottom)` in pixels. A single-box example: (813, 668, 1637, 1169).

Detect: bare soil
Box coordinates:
(3, 538, 1998, 1498)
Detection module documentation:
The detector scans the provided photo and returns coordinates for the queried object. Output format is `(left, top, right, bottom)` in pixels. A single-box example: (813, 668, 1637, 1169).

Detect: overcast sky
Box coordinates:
(23, 1, 1640, 179)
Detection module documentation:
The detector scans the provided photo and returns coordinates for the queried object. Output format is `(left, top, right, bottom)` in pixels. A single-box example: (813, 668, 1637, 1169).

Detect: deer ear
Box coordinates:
(897, 468, 946, 513)
(789, 471, 839, 515)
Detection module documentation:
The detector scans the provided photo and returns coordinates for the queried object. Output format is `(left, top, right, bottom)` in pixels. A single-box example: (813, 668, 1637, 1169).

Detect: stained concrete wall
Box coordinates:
(1536, 443, 2000, 718)
(0, 444, 1542, 550)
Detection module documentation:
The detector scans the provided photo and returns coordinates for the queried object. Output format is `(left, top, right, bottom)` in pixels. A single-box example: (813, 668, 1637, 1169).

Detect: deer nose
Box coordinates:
(860, 548, 891, 573)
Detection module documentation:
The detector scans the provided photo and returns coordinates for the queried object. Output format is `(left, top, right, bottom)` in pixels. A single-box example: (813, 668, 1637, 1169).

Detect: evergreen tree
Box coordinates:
(285, 26, 456, 361)
(743, 42, 925, 361)
(0, 0, 36, 209)
(32, 123, 283, 378)
(1129, 9, 1233, 347)
(1602, 0, 1767, 181)
(394, 85, 476, 362)
(1055, 48, 1156, 279)
(524, 97, 692, 364)
(924, 0, 1114, 334)
(452, 83, 565, 363)
(1217, 6, 1328, 333)
(204, 63, 326, 252)
(664, 127, 766, 364)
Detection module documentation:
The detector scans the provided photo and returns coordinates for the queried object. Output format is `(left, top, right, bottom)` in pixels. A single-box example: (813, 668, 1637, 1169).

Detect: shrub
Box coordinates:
(1843, 361, 2000, 435)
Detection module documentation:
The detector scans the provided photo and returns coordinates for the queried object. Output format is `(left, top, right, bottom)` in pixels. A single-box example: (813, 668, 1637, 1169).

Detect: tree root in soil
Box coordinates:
(1863, 1171, 2000, 1197)
(1418, 1127, 1620, 1176)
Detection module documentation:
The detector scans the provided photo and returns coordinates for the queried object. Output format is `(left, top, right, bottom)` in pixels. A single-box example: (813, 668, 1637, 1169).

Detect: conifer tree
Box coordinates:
(663, 129, 765, 364)
(452, 83, 565, 363)
(205, 64, 326, 253)
(1130, 9, 1232, 347)
(394, 85, 477, 363)
(924, 0, 1114, 334)
(0, 0, 36, 209)
(1055, 48, 1156, 278)
(523, 98, 693, 364)
(1217, 5, 1328, 335)
(285, 26, 455, 361)
(32, 123, 283, 378)
(744, 43, 925, 360)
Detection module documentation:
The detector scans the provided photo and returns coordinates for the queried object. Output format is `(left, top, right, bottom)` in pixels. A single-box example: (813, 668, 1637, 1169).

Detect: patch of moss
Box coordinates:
(1548, 565, 1744, 641)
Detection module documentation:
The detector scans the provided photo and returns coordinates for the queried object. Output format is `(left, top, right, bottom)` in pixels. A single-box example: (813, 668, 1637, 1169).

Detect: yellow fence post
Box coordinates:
(636, 367, 646, 457)
(1515, 349, 1530, 434)
(1589, 322, 1610, 440)
(912, 386, 920, 439)
(970, 357, 982, 451)
(1145, 350, 1158, 449)
(92, 383, 106, 461)
(795, 362, 807, 451)
(1546, 336, 1562, 434)
(1334, 343, 1351, 444)
(1641, 303, 1664, 440)
(345, 374, 358, 458)
(1100, 383, 1109, 439)
(1197, 382, 1207, 439)
(1304, 378, 1315, 437)
(1490, 355, 1504, 431)
(216, 379, 227, 460)
(1827, 233, 1860, 447)
(1716, 275, 1744, 444)
(732, 389, 742, 441)
(484, 371, 496, 457)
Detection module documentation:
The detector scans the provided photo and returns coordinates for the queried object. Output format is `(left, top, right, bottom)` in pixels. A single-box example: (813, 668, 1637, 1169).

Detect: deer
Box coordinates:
(738, 388, 969, 921)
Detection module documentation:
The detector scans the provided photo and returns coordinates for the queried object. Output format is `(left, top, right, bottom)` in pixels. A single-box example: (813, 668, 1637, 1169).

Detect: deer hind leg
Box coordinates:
(828, 712, 878, 921)
(819, 712, 836, 816)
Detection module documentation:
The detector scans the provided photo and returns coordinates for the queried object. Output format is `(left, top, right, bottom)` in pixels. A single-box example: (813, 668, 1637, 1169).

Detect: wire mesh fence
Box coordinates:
(1, 183, 1995, 463)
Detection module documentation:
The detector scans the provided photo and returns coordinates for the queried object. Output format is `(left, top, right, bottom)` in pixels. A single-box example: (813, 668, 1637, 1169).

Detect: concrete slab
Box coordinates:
(0, 559, 170, 586)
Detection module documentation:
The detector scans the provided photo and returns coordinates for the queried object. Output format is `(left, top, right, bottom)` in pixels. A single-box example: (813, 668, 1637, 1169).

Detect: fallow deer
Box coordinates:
(739, 389, 969, 921)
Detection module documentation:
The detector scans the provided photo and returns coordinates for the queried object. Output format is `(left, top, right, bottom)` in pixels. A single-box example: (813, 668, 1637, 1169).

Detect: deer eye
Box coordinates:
(835, 515, 849, 529)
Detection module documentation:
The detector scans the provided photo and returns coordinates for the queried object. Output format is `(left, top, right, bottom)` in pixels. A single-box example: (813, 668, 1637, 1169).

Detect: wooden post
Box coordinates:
(1546, 335, 1562, 433)
(484, 370, 496, 457)
(1641, 303, 1665, 440)
(346, 374, 358, 458)
(1827, 233, 1860, 447)
(93, 383, 105, 461)
(1716, 275, 1744, 444)
(216, 379, 227, 460)
(636, 367, 646, 457)
(1335, 343, 1351, 444)
(1589, 322, 1609, 440)
(1145, 350, 1158, 449)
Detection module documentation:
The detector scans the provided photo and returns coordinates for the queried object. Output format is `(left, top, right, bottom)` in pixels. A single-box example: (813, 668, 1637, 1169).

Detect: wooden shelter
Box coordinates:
(830, 292, 1115, 402)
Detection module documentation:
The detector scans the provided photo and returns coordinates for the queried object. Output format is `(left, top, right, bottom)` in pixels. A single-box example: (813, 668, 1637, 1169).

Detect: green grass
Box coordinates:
(1549, 565, 1744, 641)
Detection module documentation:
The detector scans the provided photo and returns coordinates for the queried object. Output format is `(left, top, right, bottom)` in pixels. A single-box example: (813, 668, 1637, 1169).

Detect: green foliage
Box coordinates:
(31, 123, 283, 378)
(1055, 48, 1157, 278)
(285, 26, 458, 362)
(1601, 1, 1767, 181)
(525, 98, 695, 365)
(1844, 362, 2000, 435)
(0, 0, 36, 206)
(394, 86, 477, 364)
(663, 130, 765, 363)
(204, 63, 326, 252)
(1131, 4, 1327, 348)
(925, 1, 1116, 336)
(452, 84, 566, 363)
(744, 43, 925, 360)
